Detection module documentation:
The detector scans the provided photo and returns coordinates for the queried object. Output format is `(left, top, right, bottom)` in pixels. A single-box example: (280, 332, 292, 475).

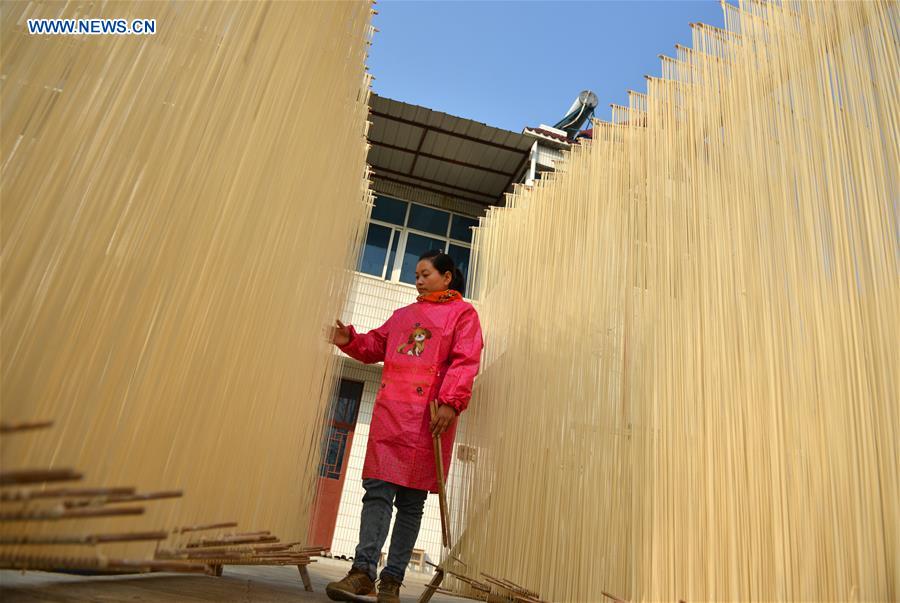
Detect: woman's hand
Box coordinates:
(430, 404, 456, 437)
(331, 320, 351, 347)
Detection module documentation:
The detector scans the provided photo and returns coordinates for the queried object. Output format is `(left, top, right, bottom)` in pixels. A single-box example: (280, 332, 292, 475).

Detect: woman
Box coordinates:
(325, 250, 483, 603)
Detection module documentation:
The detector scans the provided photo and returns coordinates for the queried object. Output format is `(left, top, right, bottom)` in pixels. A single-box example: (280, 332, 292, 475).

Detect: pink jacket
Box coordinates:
(339, 296, 483, 492)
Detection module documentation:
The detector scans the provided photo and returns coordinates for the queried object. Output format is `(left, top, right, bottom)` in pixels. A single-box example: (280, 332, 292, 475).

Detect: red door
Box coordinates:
(308, 379, 364, 548)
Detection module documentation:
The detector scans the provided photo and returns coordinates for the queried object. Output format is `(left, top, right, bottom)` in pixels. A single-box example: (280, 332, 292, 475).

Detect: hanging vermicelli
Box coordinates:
(1, 1, 373, 561)
(455, 1, 898, 601)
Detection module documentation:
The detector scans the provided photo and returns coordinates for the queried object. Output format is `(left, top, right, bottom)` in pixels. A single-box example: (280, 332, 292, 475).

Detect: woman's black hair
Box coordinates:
(419, 249, 465, 294)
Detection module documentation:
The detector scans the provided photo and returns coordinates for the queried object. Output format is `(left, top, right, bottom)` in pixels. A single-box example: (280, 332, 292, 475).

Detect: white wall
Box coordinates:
(535, 143, 566, 170)
(342, 273, 417, 333)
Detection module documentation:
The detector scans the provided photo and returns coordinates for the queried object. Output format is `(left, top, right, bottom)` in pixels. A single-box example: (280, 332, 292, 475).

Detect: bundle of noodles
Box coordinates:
(455, 1, 898, 601)
(1, 1, 374, 561)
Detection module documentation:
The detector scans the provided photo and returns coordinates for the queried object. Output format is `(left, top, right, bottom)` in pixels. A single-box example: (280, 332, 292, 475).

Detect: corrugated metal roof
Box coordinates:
(367, 94, 533, 206)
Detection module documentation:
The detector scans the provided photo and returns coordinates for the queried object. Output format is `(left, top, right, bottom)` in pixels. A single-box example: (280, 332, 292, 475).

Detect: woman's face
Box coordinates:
(415, 259, 452, 295)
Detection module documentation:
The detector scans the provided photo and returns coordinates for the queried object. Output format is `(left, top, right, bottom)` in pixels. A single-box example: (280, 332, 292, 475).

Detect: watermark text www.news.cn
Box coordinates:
(28, 18, 156, 36)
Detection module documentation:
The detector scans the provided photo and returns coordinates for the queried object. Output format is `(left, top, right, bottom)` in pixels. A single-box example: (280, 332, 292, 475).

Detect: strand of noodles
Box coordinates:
(1, 1, 374, 561)
(450, 1, 898, 601)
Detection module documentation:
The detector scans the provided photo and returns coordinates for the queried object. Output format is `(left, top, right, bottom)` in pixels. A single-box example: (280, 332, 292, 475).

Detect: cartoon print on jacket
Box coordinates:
(396, 323, 432, 356)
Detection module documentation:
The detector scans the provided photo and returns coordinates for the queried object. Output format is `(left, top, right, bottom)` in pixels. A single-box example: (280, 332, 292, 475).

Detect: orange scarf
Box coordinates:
(417, 289, 462, 303)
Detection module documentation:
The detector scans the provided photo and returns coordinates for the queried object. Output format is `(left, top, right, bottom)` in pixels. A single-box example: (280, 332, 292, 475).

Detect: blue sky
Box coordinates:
(369, 1, 725, 132)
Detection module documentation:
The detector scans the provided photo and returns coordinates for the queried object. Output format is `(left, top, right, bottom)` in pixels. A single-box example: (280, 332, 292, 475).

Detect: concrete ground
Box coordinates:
(0, 557, 467, 603)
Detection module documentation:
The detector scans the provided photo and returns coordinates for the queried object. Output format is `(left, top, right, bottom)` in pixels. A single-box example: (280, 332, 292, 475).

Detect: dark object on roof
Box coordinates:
(553, 90, 598, 138)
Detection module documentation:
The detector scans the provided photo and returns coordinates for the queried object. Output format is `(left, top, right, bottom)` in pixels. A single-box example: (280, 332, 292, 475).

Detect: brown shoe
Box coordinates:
(325, 566, 375, 601)
(376, 574, 402, 603)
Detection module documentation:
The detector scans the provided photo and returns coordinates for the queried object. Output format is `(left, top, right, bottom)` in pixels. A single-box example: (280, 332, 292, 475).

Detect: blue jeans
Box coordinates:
(352, 478, 428, 582)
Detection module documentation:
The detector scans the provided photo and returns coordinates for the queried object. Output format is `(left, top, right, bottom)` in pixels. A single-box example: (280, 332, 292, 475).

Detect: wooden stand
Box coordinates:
(298, 564, 313, 592)
(419, 568, 445, 603)
(158, 531, 326, 591)
(0, 416, 325, 591)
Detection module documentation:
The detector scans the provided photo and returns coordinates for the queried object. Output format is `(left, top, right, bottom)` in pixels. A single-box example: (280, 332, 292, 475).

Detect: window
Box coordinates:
(371, 195, 407, 225)
(447, 244, 471, 290)
(386, 230, 400, 279)
(450, 215, 478, 243)
(358, 195, 478, 297)
(359, 224, 393, 278)
(407, 204, 449, 236)
(332, 380, 363, 426)
(320, 428, 349, 479)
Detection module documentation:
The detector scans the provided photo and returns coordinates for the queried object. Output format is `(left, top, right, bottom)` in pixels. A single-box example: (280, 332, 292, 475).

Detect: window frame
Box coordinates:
(359, 196, 478, 290)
